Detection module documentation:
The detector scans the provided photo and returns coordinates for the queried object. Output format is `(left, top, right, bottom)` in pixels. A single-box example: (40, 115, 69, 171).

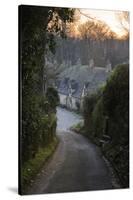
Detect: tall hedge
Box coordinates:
(22, 88, 59, 164)
(103, 64, 129, 144)
(83, 64, 129, 187)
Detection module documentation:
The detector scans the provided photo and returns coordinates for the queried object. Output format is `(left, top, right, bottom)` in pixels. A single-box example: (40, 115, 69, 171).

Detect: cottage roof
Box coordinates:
(57, 65, 110, 98)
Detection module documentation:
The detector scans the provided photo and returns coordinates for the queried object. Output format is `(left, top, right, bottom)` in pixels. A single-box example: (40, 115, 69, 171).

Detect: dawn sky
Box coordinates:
(79, 9, 129, 37)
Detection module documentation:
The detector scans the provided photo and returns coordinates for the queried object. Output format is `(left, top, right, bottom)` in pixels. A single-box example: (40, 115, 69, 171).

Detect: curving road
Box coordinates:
(27, 107, 114, 194)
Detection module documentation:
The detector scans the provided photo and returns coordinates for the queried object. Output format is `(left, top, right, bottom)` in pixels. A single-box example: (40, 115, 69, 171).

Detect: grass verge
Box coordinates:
(21, 137, 59, 193)
(70, 121, 84, 133)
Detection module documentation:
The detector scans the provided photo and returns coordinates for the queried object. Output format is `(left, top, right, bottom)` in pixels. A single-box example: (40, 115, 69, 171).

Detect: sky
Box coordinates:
(78, 9, 129, 38)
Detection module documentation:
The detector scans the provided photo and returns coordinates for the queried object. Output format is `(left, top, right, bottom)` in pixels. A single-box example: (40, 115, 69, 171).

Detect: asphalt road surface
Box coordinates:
(27, 107, 114, 194)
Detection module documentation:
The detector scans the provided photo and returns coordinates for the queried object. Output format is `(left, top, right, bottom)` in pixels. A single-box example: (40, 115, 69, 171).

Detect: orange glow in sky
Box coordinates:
(78, 9, 129, 37)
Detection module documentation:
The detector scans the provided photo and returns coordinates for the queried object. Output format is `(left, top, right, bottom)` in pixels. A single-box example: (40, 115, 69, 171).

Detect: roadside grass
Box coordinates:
(70, 121, 101, 146)
(21, 136, 58, 192)
(70, 121, 85, 134)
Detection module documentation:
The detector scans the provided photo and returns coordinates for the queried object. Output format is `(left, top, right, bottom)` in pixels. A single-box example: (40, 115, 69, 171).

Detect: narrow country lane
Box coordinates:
(27, 107, 113, 194)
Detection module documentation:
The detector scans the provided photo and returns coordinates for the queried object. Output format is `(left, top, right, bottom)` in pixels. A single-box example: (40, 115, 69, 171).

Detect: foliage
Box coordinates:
(22, 94, 57, 162)
(82, 64, 129, 187)
(92, 98, 105, 138)
(54, 31, 129, 67)
(83, 87, 103, 135)
(20, 5, 75, 95)
(83, 93, 97, 135)
(103, 64, 129, 144)
(75, 100, 80, 111)
(46, 87, 60, 112)
(70, 121, 84, 133)
(78, 20, 116, 40)
(19, 4, 75, 175)
(21, 137, 58, 193)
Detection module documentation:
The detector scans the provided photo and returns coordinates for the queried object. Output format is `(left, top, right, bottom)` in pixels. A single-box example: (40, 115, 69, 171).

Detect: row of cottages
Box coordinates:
(56, 60, 112, 111)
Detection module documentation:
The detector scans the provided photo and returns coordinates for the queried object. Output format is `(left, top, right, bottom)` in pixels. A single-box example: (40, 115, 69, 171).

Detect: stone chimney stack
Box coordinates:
(88, 58, 94, 69)
(106, 59, 112, 72)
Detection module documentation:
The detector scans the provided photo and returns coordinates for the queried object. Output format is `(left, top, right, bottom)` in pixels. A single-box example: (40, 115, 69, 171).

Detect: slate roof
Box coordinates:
(56, 65, 110, 98)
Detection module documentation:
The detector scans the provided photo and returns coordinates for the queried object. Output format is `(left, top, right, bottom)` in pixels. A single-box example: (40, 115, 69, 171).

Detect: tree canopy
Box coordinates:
(19, 5, 75, 164)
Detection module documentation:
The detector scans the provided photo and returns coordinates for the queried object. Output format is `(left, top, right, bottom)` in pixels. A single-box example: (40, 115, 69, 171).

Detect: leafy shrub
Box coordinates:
(22, 91, 58, 164)
(83, 93, 98, 134)
(46, 87, 60, 112)
(92, 98, 105, 137)
(83, 87, 104, 136)
(70, 121, 84, 133)
(75, 100, 80, 111)
(21, 137, 58, 193)
(103, 64, 129, 145)
(82, 64, 129, 187)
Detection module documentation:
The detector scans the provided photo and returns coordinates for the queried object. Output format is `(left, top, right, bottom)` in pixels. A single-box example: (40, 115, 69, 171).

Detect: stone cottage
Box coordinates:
(56, 62, 112, 110)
